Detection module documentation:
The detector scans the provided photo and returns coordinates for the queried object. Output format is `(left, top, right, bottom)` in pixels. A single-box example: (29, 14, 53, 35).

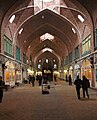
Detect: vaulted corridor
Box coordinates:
(1, 0, 97, 119)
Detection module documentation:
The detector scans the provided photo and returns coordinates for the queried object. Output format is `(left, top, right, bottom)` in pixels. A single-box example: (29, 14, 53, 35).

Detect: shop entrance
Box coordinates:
(42, 61, 53, 81)
(81, 59, 91, 80)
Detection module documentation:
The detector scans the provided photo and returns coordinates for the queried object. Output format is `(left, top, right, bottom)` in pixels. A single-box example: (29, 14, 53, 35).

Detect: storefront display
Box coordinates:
(81, 60, 91, 80)
(74, 63, 80, 80)
(5, 61, 15, 85)
(15, 63, 22, 83)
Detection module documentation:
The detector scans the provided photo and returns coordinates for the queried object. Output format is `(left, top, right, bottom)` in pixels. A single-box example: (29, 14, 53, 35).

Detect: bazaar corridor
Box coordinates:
(0, 80, 97, 120)
(1, 1, 97, 119)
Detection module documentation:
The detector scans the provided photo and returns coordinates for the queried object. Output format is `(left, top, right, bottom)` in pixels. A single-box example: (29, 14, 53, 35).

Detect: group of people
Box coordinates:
(66, 74, 90, 100)
(74, 75, 90, 100)
(29, 74, 43, 87)
(0, 73, 91, 103)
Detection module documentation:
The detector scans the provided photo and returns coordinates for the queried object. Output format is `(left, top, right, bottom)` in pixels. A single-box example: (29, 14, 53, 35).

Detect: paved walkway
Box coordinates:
(0, 81, 97, 120)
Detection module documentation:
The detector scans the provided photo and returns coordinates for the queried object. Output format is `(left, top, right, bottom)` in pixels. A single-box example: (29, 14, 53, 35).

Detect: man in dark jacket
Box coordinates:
(82, 76, 90, 99)
(74, 75, 82, 99)
(0, 76, 5, 103)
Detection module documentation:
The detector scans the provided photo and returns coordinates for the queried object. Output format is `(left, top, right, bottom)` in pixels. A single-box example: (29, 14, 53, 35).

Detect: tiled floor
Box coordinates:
(0, 81, 97, 120)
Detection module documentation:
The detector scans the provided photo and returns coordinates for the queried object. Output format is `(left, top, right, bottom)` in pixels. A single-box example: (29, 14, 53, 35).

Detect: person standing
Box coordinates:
(0, 76, 5, 103)
(38, 74, 42, 86)
(66, 74, 68, 82)
(82, 76, 90, 99)
(31, 75, 35, 87)
(74, 75, 82, 99)
(28, 75, 31, 84)
(68, 75, 72, 85)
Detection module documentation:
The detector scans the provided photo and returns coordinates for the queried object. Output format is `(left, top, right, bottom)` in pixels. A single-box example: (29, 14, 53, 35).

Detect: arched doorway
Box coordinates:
(42, 60, 53, 81)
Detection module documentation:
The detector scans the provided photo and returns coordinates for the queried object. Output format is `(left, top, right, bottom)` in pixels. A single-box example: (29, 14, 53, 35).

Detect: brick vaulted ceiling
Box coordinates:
(0, 0, 97, 65)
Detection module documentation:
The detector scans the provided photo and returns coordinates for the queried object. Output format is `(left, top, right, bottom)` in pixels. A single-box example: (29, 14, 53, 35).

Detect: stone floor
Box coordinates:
(0, 80, 97, 120)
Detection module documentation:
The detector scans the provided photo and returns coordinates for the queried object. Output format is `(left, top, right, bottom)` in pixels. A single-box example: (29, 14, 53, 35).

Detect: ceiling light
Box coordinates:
(78, 15, 84, 22)
(72, 28, 76, 34)
(9, 15, 15, 23)
(19, 28, 23, 34)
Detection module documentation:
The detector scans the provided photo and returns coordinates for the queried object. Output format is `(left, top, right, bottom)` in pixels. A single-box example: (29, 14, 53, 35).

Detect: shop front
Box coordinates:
(64, 66, 68, 80)
(22, 66, 28, 81)
(15, 63, 22, 84)
(81, 59, 91, 84)
(74, 63, 80, 80)
(5, 60, 15, 86)
(69, 66, 73, 78)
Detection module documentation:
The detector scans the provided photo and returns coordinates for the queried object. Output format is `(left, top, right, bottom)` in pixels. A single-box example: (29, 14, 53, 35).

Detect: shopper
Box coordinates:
(74, 75, 82, 99)
(82, 76, 90, 99)
(66, 74, 68, 82)
(38, 74, 42, 86)
(68, 75, 72, 85)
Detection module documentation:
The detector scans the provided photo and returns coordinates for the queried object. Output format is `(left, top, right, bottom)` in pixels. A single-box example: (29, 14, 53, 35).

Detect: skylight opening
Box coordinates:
(39, 60, 41, 62)
(40, 0, 53, 2)
(19, 28, 24, 34)
(72, 28, 76, 34)
(28, 45, 31, 48)
(78, 15, 84, 23)
(42, 48, 53, 53)
(40, 33, 54, 41)
(9, 15, 15, 23)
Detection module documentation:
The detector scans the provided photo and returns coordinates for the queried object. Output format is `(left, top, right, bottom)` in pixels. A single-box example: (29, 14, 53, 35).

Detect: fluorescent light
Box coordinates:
(72, 28, 76, 34)
(78, 15, 84, 22)
(9, 15, 15, 23)
(19, 28, 23, 34)
(40, 0, 53, 2)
